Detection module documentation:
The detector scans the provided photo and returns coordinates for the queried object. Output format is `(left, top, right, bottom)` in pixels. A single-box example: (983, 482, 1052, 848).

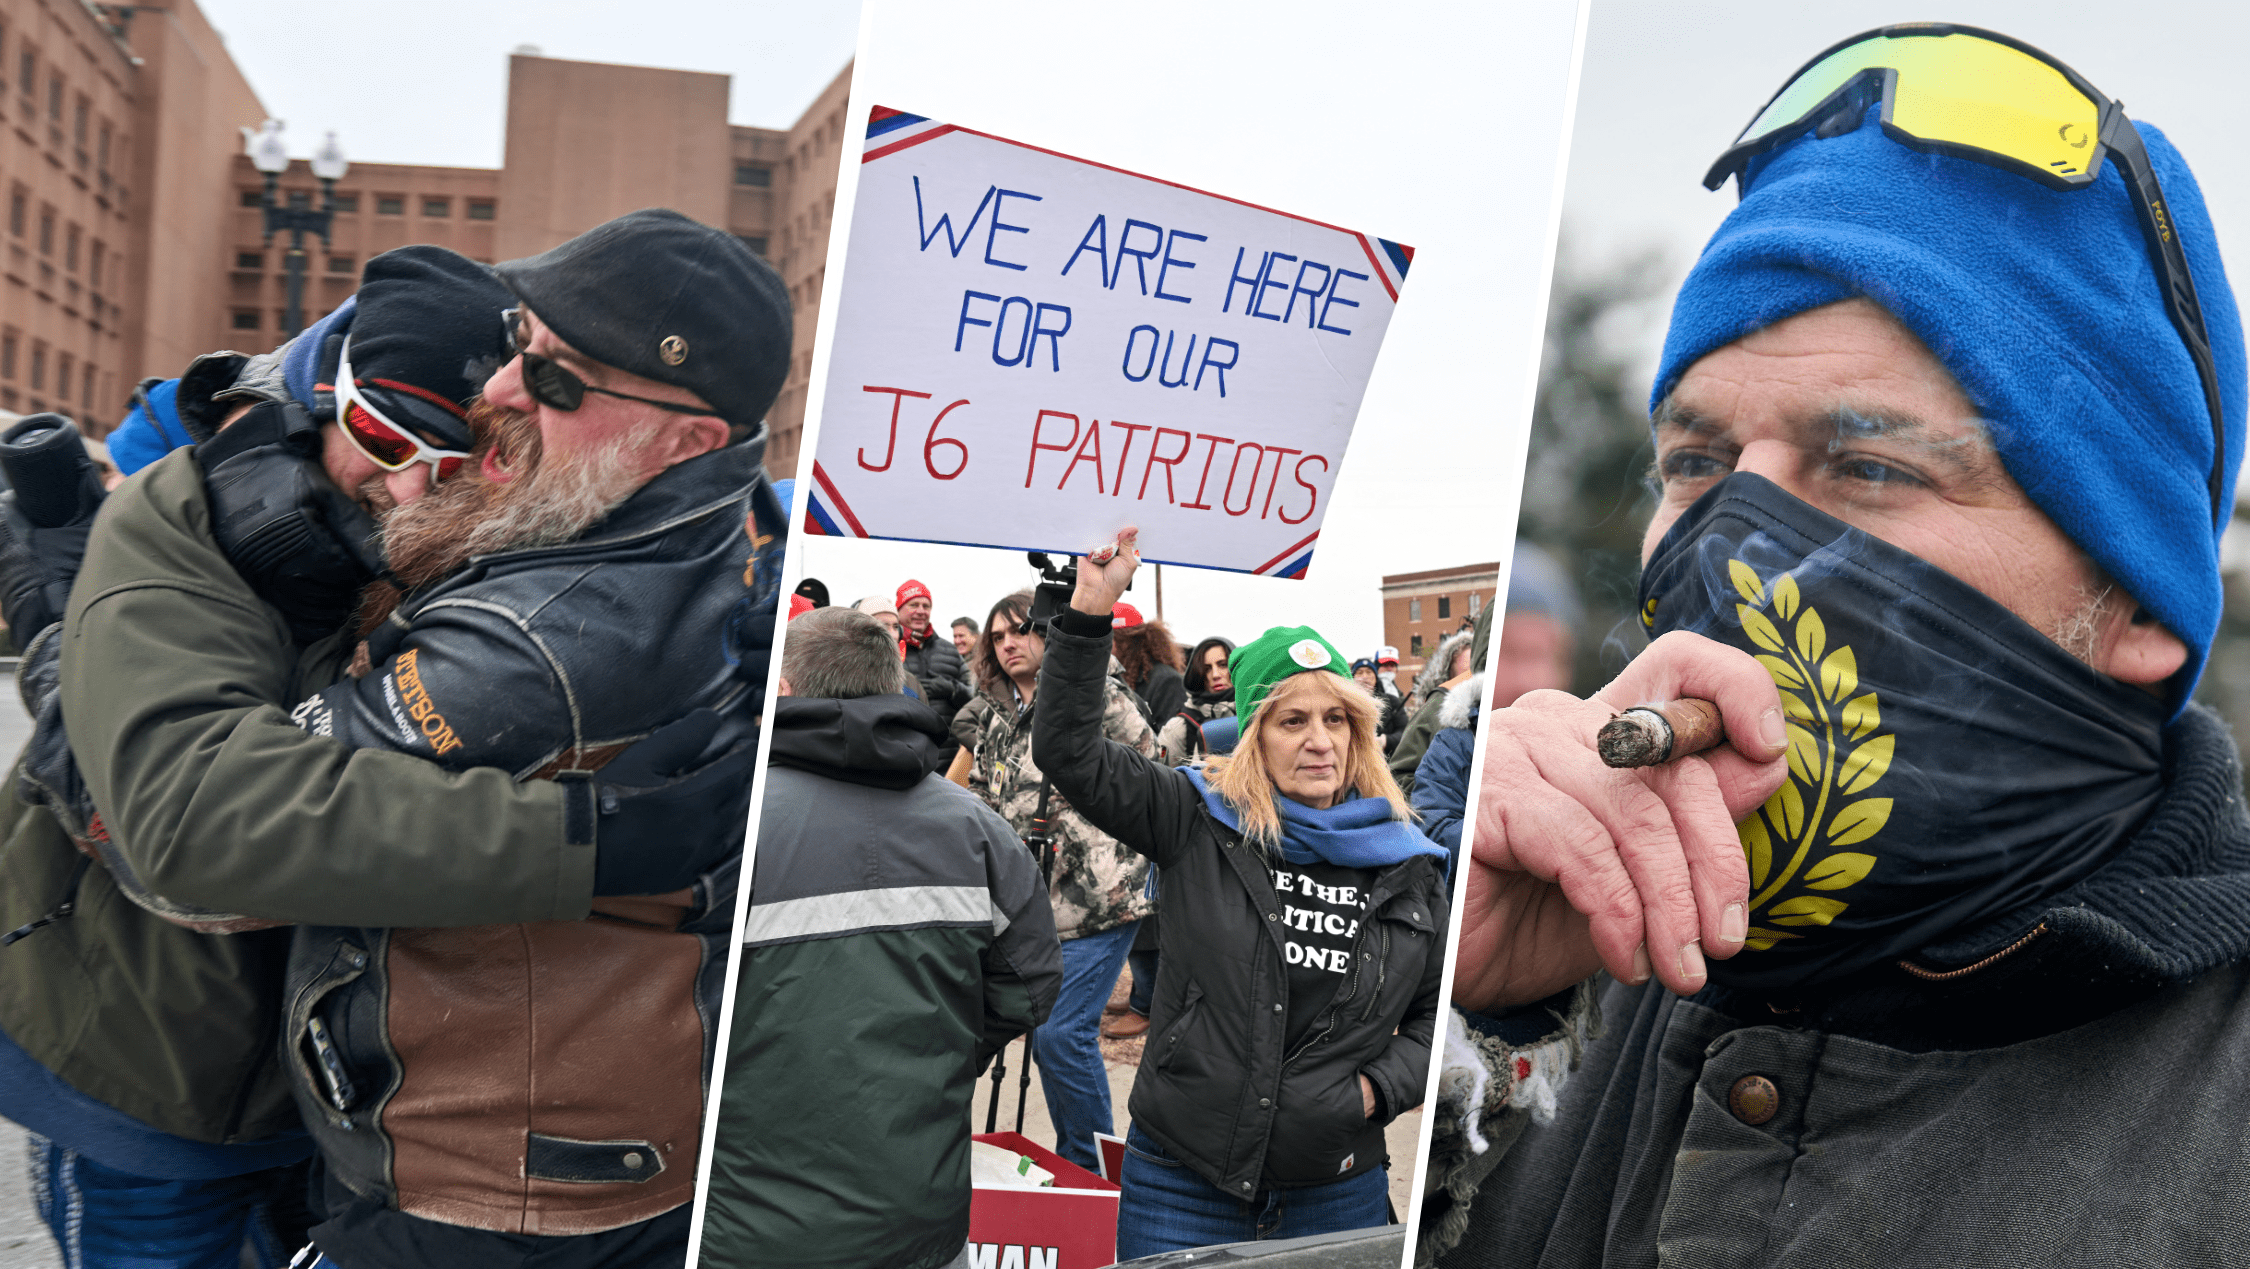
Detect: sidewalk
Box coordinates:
(0, 1120, 56, 1269)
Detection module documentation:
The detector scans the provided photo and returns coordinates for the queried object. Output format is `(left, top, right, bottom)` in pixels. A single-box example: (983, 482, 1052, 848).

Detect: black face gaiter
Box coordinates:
(1638, 474, 2168, 995)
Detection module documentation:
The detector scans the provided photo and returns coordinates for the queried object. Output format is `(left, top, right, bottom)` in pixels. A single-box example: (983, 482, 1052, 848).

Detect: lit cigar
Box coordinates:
(1597, 699, 1726, 768)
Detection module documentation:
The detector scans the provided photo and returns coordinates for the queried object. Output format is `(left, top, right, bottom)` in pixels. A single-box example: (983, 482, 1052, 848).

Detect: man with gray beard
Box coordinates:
(51, 210, 788, 1268)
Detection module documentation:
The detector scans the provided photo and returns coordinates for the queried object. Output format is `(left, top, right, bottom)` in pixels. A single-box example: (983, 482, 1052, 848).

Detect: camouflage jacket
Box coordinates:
(968, 667, 1156, 940)
(1157, 696, 1236, 767)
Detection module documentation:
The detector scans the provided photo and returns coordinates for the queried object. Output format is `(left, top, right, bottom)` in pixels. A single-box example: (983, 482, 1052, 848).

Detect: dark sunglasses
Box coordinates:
(1704, 23, 2228, 527)
(502, 307, 722, 418)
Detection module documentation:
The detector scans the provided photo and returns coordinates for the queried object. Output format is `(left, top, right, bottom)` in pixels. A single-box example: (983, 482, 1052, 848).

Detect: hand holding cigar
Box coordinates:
(1597, 698, 1727, 768)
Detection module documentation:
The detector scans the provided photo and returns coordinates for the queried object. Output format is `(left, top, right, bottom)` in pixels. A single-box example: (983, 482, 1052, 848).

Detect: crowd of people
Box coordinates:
(706, 539, 1583, 1264)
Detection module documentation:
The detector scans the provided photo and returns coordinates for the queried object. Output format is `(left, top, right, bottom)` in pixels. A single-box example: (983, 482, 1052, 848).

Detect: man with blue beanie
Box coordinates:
(1424, 25, 2250, 1265)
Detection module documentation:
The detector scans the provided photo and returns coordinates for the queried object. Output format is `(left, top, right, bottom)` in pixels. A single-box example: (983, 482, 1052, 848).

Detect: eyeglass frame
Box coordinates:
(500, 306, 724, 418)
(1702, 22, 2229, 529)
(335, 337, 470, 477)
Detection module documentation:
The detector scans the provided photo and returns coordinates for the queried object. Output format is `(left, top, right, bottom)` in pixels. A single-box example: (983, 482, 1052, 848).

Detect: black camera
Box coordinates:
(1024, 552, 1077, 636)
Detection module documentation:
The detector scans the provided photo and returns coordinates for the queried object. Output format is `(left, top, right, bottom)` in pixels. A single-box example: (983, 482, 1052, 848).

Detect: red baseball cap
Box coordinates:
(788, 593, 815, 621)
(1111, 603, 1145, 629)
(896, 579, 932, 608)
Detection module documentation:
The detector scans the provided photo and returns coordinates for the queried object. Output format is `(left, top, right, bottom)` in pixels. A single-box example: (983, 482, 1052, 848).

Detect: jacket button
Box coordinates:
(1728, 1075, 1779, 1126)
(1241, 1182, 1253, 1192)
(1273, 1003, 1283, 1013)
(344, 947, 365, 968)
(623, 1151, 645, 1169)
(1259, 1097, 1271, 1108)
(1267, 912, 1277, 921)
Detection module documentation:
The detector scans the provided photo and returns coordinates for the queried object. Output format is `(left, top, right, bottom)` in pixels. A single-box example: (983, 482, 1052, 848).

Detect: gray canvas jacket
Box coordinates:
(1426, 705, 2250, 1268)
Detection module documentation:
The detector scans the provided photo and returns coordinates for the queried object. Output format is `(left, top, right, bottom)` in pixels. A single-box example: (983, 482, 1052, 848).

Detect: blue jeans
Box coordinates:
(1126, 947, 1158, 1017)
(1033, 920, 1138, 1171)
(27, 1132, 299, 1269)
(1113, 1124, 1390, 1259)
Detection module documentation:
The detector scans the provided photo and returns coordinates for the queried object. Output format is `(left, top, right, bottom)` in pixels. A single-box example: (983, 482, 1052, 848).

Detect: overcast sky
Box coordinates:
(194, 0, 861, 165)
(1562, 1, 2250, 397)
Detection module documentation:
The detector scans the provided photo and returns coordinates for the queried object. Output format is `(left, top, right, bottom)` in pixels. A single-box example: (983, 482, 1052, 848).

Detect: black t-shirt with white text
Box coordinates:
(1270, 859, 1378, 1050)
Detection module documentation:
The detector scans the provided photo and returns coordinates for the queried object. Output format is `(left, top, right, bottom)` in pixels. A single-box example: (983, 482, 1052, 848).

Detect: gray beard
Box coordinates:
(375, 407, 652, 590)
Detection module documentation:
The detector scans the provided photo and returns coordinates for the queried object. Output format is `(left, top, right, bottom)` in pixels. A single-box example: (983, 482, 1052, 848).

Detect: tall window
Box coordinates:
(90, 241, 104, 289)
(30, 345, 44, 390)
(1437, 595, 1452, 619)
(1469, 591, 1482, 616)
(55, 353, 69, 400)
(1408, 597, 1422, 622)
(81, 362, 93, 409)
(97, 123, 108, 173)
(3, 333, 18, 379)
(65, 224, 77, 271)
(9, 189, 24, 237)
(46, 75, 60, 121)
(16, 51, 31, 100)
(37, 207, 52, 255)
(72, 95, 85, 147)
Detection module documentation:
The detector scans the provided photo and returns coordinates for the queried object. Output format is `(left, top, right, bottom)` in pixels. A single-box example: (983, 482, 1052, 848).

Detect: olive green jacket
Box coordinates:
(0, 451, 593, 1143)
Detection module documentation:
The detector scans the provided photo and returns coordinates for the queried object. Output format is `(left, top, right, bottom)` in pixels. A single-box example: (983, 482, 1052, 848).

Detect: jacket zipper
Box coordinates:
(2, 855, 91, 945)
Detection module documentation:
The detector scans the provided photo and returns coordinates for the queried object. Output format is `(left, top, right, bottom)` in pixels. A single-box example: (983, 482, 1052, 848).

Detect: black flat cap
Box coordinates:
(347, 245, 514, 452)
(494, 209, 792, 435)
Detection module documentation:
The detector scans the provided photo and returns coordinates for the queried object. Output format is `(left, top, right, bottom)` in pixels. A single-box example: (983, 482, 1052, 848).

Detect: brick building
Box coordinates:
(1380, 561, 1500, 693)
(0, 0, 261, 428)
(0, 0, 844, 479)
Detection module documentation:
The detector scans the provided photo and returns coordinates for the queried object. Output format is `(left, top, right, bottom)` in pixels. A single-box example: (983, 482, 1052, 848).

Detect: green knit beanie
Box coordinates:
(1230, 625, 1348, 717)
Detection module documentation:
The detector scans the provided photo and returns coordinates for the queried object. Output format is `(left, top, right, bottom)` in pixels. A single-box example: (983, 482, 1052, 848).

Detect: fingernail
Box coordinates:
(1680, 940, 1706, 986)
(1722, 903, 1747, 945)
(1630, 943, 1652, 984)
(1759, 708, 1786, 754)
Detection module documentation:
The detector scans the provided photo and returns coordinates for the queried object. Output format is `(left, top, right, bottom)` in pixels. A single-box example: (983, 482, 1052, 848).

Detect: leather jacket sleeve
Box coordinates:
(298, 604, 576, 776)
(1029, 618, 1203, 869)
(60, 452, 592, 928)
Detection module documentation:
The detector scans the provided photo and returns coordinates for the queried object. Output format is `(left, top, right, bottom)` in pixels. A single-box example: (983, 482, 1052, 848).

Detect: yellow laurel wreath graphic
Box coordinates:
(1726, 559, 1892, 952)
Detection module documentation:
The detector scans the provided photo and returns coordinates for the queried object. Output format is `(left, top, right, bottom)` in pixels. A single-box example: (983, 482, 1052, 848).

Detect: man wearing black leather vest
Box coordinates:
(33, 210, 786, 1268)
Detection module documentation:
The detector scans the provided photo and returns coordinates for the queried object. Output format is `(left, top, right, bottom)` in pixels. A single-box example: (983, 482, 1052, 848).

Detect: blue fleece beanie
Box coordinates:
(282, 295, 355, 411)
(1654, 106, 2246, 702)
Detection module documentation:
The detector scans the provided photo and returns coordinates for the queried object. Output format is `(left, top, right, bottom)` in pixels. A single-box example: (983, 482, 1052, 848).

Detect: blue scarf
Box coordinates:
(1184, 769, 1445, 869)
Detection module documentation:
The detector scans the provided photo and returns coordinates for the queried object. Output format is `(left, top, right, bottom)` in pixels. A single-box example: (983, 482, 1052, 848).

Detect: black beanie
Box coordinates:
(345, 245, 514, 452)
(493, 209, 792, 434)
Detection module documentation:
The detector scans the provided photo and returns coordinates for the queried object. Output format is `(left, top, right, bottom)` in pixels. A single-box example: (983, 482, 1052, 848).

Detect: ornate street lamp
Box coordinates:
(242, 119, 347, 340)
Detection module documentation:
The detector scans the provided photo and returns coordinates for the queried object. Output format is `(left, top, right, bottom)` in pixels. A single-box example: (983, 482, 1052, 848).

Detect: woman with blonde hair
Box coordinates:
(1033, 529, 1446, 1256)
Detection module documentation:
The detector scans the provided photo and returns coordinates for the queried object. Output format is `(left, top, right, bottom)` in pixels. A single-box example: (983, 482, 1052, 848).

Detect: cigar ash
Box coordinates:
(1597, 708, 1676, 768)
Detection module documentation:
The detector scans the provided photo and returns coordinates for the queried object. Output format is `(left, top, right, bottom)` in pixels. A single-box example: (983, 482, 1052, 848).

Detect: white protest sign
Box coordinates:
(805, 107, 1410, 579)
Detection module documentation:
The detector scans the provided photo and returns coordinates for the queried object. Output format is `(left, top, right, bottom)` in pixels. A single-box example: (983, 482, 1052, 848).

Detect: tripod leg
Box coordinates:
(1014, 1029, 1037, 1135)
(983, 1041, 1008, 1135)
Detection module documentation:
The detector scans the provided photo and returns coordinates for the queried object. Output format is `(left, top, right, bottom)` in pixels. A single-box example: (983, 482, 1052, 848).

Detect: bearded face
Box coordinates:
(374, 398, 655, 590)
